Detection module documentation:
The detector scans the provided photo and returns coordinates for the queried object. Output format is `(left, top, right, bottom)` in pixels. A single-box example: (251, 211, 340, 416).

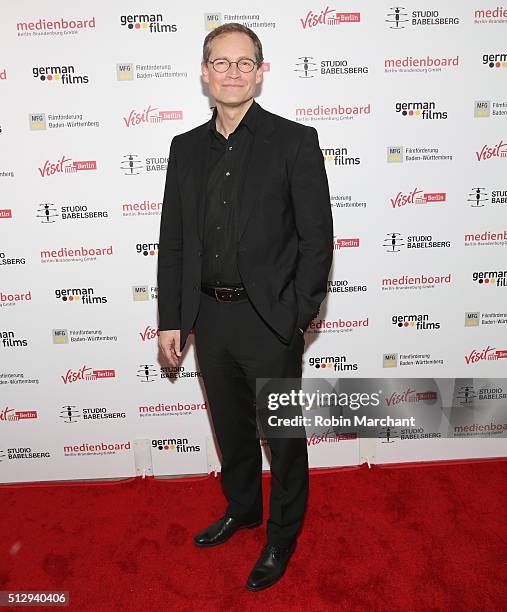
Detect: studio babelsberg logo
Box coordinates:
(32, 65, 89, 84)
(59, 405, 126, 423)
(121, 154, 167, 174)
(386, 7, 459, 29)
(467, 187, 507, 208)
(295, 55, 368, 77)
(37, 202, 108, 222)
(119, 14, 177, 33)
(152, 437, 200, 453)
(0, 250, 26, 266)
(395, 101, 448, 119)
(383, 232, 451, 252)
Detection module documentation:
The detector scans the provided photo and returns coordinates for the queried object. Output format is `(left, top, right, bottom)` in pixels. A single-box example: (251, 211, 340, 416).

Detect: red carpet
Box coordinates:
(1, 460, 506, 611)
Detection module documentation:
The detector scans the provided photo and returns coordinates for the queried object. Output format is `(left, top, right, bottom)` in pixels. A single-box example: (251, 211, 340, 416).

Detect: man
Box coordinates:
(157, 23, 333, 591)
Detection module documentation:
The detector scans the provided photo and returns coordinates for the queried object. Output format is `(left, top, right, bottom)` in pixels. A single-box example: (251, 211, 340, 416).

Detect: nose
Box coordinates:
(227, 63, 241, 77)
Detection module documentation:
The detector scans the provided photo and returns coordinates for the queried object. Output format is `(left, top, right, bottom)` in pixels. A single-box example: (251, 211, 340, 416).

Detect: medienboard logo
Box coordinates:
(474, 7, 507, 24)
(204, 13, 222, 30)
(122, 105, 183, 127)
(32, 65, 89, 84)
(38, 156, 97, 177)
(390, 188, 446, 208)
(384, 55, 460, 73)
(300, 7, 360, 29)
(16, 17, 96, 37)
(119, 14, 177, 33)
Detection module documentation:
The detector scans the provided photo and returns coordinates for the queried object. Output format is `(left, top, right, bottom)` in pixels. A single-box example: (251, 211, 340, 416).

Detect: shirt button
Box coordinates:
(216, 226, 221, 230)
(215, 254, 219, 258)
(225, 171, 231, 176)
(228, 146, 233, 151)
(223, 200, 228, 204)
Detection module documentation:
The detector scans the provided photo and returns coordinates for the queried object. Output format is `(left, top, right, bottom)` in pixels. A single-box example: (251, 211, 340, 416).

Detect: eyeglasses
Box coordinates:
(208, 58, 258, 73)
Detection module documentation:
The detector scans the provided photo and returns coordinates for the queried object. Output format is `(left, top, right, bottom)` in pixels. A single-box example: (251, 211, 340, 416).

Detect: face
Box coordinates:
(201, 32, 263, 107)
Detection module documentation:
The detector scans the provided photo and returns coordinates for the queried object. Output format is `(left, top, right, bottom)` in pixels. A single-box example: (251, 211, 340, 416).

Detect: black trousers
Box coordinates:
(194, 290, 309, 547)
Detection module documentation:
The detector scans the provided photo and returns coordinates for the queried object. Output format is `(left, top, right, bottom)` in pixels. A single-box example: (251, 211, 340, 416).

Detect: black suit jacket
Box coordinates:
(157, 101, 334, 351)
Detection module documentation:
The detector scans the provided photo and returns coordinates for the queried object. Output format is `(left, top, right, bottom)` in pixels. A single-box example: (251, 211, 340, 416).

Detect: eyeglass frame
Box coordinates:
(207, 57, 260, 73)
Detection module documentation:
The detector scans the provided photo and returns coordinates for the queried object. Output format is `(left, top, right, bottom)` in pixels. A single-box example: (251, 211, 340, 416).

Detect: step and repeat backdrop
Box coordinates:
(1, 1, 506, 483)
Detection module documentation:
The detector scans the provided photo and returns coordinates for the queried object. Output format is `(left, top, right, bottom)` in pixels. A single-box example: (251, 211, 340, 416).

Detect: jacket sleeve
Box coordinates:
(157, 136, 183, 331)
(290, 126, 334, 330)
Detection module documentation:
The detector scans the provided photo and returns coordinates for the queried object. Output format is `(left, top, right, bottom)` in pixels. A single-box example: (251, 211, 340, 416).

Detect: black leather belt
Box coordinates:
(201, 284, 248, 302)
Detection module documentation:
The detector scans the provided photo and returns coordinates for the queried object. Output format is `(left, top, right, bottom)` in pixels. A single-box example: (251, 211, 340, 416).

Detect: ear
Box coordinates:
(201, 61, 210, 84)
(255, 63, 264, 85)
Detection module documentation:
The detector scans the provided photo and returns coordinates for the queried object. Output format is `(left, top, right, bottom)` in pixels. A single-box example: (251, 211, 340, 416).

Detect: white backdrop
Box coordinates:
(1, 1, 506, 483)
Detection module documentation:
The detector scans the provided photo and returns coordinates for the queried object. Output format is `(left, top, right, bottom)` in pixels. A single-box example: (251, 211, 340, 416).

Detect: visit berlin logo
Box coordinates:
(122, 105, 183, 127)
(38, 156, 97, 177)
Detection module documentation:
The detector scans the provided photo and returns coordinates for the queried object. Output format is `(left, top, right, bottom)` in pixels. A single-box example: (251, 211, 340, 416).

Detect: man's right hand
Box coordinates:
(159, 330, 181, 366)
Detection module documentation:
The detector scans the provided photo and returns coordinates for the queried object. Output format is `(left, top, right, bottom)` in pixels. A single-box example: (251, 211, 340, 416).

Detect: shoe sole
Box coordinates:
(193, 520, 262, 548)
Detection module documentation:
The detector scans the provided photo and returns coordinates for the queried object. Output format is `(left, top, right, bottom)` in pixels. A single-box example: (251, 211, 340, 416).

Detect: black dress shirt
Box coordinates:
(201, 100, 259, 287)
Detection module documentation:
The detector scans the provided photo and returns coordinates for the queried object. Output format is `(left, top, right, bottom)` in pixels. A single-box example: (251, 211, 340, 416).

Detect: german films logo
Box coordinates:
(32, 65, 89, 84)
(119, 14, 177, 33)
(54, 287, 108, 305)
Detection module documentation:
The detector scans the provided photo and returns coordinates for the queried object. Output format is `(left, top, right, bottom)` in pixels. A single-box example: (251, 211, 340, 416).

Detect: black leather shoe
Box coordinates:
(245, 541, 297, 591)
(193, 515, 262, 548)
